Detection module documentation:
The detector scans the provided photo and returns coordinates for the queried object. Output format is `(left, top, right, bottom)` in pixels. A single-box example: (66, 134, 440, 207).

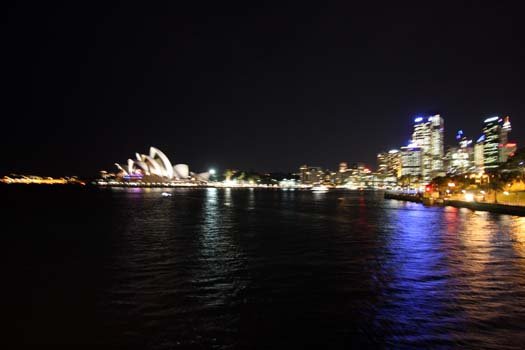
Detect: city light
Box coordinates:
(1, 175, 85, 185)
(5, 112, 519, 196)
(484, 116, 499, 123)
(101, 146, 213, 186)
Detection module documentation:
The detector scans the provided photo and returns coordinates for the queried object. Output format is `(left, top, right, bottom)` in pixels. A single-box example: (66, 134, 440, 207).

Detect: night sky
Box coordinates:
(5, 2, 524, 176)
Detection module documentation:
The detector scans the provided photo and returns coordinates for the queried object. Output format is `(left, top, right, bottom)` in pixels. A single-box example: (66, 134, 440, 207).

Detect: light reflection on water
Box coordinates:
(377, 206, 450, 344)
(4, 187, 525, 348)
(512, 218, 525, 261)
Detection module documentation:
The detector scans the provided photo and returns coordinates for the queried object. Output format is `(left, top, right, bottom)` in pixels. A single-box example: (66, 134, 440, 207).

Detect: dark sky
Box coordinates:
(4, 1, 524, 176)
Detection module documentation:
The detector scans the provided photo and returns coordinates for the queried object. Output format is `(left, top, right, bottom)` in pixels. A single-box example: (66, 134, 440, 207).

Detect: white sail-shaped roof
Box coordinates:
(142, 155, 163, 176)
(134, 160, 150, 175)
(127, 159, 134, 174)
(114, 146, 207, 182)
(115, 163, 128, 176)
(150, 147, 174, 179)
(173, 164, 189, 179)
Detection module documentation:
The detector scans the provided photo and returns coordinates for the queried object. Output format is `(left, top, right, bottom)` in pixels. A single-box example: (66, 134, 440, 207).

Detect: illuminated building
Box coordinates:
(112, 146, 211, 183)
(339, 163, 375, 189)
(299, 165, 324, 184)
(499, 116, 513, 162)
(482, 116, 501, 169)
(500, 116, 511, 147)
(474, 136, 485, 171)
(456, 130, 472, 149)
(412, 117, 431, 153)
(331, 162, 350, 185)
(445, 147, 474, 174)
(377, 149, 401, 177)
(411, 115, 444, 180)
(445, 130, 474, 174)
(400, 145, 422, 177)
(500, 143, 517, 163)
(481, 116, 513, 169)
(429, 115, 445, 173)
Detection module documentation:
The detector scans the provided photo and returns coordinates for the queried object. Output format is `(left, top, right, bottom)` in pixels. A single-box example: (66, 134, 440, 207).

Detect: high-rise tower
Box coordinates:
(411, 114, 444, 180)
(377, 149, 401, 177)
(481, 116, 512, 169)
(429, 114, 444, 173)
(478, 116, 515, 170)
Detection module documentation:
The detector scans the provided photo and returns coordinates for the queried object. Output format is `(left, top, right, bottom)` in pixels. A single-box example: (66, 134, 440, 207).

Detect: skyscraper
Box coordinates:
(474, 134, 485, 172)
(377, 149, 401, 177)
(400, 145, 422, 177)
(499, 116, 512, 163)
(500, 116, 511, 146)
(500, 143, 517, 164)
(429, 115, 445, 173)
(299, 165, 324, 184)
(411, 114, 444, 180)
(481, 116, 513, 170)
(444, 130, 474, 174)
(482, 116, 501, 169)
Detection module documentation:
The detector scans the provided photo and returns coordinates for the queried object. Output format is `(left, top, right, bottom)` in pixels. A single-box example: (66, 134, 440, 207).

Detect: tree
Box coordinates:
(431, 175, 453, 195)
(223, 169, 236, 181)
(501, 147, 525, 171)
(486, 173, 505, 204)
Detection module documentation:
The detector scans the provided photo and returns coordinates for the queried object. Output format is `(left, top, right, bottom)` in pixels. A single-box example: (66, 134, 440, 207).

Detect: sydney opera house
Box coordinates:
(98, 147, 211, 186)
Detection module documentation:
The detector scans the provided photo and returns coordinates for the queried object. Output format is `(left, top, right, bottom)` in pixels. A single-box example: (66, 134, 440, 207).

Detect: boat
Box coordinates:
(311, 185, 329, 192)
(161, 192, 172, 197)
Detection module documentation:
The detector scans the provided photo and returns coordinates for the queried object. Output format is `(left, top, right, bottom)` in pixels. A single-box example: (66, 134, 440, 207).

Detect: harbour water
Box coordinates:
(3, 186, 525, 348)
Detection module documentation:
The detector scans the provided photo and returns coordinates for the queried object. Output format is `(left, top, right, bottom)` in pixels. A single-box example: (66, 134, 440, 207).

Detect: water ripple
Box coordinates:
(3, 187, 525, 348)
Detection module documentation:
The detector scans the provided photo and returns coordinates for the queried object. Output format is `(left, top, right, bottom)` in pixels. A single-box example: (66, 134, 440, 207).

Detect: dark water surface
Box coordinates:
(3, 186, 525, 349)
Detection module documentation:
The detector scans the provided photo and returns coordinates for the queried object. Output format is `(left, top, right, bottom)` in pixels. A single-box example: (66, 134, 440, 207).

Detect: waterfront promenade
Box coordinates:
(385, 191, 525, 216)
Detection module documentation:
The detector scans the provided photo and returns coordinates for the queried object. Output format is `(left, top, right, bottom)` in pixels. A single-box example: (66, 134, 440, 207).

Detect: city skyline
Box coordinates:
(90, 112, 521, 189)
(4, 2, 524, 176)
(1, 112, 521, 178)
(5, 4, 525, 347)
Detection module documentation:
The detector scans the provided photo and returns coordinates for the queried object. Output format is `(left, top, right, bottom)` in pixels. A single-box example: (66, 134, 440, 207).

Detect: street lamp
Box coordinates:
(208, 168, 216, 182)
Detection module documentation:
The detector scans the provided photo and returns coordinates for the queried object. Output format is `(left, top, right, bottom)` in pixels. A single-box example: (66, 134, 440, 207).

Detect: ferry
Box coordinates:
(311, 185, 329, 192)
